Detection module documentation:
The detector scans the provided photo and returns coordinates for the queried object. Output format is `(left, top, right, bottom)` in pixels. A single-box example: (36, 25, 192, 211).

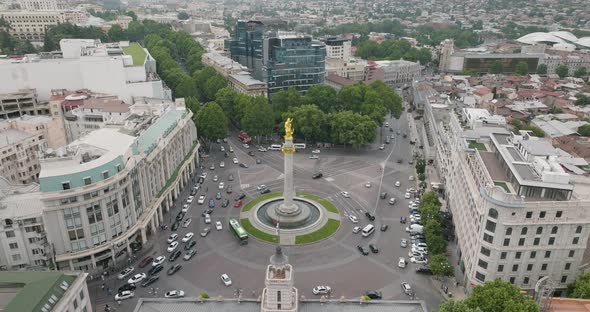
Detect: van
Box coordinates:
(269, 144, 282, 151)
(362, 224, 375, 237)
(294, 143, 306, 150)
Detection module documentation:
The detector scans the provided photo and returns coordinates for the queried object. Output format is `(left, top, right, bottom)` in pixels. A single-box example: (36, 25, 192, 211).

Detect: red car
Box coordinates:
(233, 200, 243, 208)
(138, 256, 153, 268)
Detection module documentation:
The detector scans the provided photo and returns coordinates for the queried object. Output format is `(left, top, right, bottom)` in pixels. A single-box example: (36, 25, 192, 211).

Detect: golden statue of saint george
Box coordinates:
(284, 117, 294, 141)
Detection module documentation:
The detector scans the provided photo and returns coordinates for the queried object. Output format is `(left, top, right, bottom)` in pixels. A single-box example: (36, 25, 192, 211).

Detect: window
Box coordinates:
(5, 231, 15, 238)
(548, 237, 555, 245)
(498, 265, 504, 272)
(539, 211, 546, 218)
(488, 208, 498, 219)
(512, 264, 519, 271)
(483, 233, 494, 244)
(102, 171, 109, 179)
(542, 263, 548, 271)
(515, 252, 522, 259)
(561, 276, 568, 283)
(62, 181, 70, 190)
(9, 243, 18, 249)
(501, 252, 507, 259)
(527, 264, 533, 271)
(573, 237, 580, 245)
(534, 237, 540, 246)
(80, 290, 85, 300)
(556, 211, 562, 218)
(526, 211, 532, 218)
(518, 238, 525, 246)
(475, 272, 486, 282)
(12, 254, 21, 261)
(505, 227, 512, 235)
(551, 226, 558, 234)
(115, 164, 121, 172)
(481, 247, 491, 257)
(565, 263, 571, 270)
(503, 238, 510, 246)
(536, 227, 543, 235)
(485, 220, 496, 233)
(523, 277, 530, 285)
(576, 226, 582, 234)
(510, 277, 516, 284)
(83, 177, 91, 185)
(569, 250, 575, 258)
(545, 251, 551, 258)
(478, 259, 488, 269)
(73, 299, 78, 309)
(521, 227, 528, 235)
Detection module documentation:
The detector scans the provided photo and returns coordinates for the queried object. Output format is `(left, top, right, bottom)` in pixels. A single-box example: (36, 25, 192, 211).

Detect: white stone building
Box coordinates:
(324, 37, 352, 61)
(63, 97, 131, 142)
(372, 60, 421, 87)
(541, 54, 590, 76)
(10, 0, 66, 11)
(0, 10, 87, 41)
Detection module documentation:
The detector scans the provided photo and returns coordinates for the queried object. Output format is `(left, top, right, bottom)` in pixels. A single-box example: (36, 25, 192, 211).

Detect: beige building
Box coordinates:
(0, 89, 49, 119)
(202, 52, 268, 97)
(10, 0, 65, 11)
(325, 58, 366, 82)
(63, 97, 131, 141)
(0, 10, 87, 41)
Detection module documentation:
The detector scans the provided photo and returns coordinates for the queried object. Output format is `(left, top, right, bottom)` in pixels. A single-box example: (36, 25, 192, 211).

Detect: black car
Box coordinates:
(415, 266, 433, 275)
(369, 243, 379, 253)
(235, 193, 246, 201)
(357, 245, 369, 256)
(141, 276, 159, 287)
(248, 151, 255, 156)
(389, 127, 394, 132)
(190, 189, 197, 196)
(260, 188, 271, 194)
(176, 212, 185, 221)
(365, 212, 375, 221)
(198, 177, 204, 184)
(397, 159, 403, 164)
(171, 221, 180, 231)
(380, 192, 387, 199)
(222, 199, 230, 207)
(167, 264, 182, 275)
(239, 163, 248, 168)
(201, 209, 213, 217)
(118, 283, 136, 293)
(312, 172, 323, 179)
(365, 291, 382, 300)
(226, 186, 233, 194)
(148, 264, 163, 276)
(380, 224, 389, 232)
(184, 240, 197, 250)
(400, 216, 407, 224)
(169, 250, 182, 262)
(228, 174, 234, 181)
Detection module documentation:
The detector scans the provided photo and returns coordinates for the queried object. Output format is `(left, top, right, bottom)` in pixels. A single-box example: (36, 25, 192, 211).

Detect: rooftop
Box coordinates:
(0, 177, 42, 220)
(0, 129, 34, 149)
(230, 73, 266, 86)
(80, 98, 130, 113)
(123, 42, 148, 66)
(0, 271, 77, 312)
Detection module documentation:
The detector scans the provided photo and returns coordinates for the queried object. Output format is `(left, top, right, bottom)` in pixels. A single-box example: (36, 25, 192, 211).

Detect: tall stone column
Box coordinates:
(278, 139, 299, 215)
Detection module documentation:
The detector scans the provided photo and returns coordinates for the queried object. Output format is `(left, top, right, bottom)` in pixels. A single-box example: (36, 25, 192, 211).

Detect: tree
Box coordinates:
(195, 102, 228, 141)
(214, 87, 239, 120)
(175, 77, 198, 99)
(331, 111, 376, 149)
(556, 64, 569, 78)
(439, 300, 483, 312)
(430, 254, 454, 277)
(303, 85, 337, 113)
(184, 96, 199, 116)
(490, 60, 503, 74)
(567, 272, 590, 298)
(576, 93, 590, 106)
(108, 25, 126, 41)
(461, 279, 539, 312)
(514, 61, 529, 76)
(369, 81, 403, 118)
(272, 87, 302, 120)
(178, 12, 190, 20)
(290, 105, 328, 142)
(574, 67, 588, 78)
(578, 125, 590, 137)
(338, 83, 366, 112)
(203, 74, 227, 102)
(125, 11, 138, 21)
(536, 64, 547, 75)
(241, 96, 274, 143)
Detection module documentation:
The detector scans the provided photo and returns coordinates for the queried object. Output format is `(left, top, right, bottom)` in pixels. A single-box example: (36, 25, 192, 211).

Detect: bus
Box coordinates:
(293, 143, 306, 150)
(229, 219, 248, 245)
(238, 132, 251, 144)
(268, 144, 282, 151)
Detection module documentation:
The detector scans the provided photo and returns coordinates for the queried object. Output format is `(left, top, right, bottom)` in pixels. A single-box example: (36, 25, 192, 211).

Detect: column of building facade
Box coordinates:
(125, 238, 132, 255)
(140, 227, 147, 244)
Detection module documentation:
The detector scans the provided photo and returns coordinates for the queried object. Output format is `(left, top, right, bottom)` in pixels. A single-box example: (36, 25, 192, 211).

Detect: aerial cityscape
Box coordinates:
(0, 0, 589, 311)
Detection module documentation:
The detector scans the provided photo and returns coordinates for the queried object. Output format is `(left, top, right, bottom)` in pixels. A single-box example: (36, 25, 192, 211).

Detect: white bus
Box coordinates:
(361, 224, 375, 237)
(293, 143, 306, 150)
(269, 144, 282, 151)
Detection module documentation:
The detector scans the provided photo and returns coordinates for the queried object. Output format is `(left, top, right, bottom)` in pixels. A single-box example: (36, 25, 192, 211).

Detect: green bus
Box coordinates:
(229, 219, 248, 245)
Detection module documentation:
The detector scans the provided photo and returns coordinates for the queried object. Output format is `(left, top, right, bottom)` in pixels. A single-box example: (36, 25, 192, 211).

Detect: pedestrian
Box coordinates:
(104, 304, 110, 312)
(101, 274, 105, 281)
(118, 300, 121, 306)
(101, 283, 105, 290)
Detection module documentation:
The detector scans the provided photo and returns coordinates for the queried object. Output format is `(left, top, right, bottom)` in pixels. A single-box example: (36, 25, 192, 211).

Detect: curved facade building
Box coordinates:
(40, 103, 198, 271)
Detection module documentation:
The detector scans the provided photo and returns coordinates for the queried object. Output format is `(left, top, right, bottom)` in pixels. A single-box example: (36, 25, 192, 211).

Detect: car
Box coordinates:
(348, 215, 358, 223)
(413, 242, 428, 248)
(256, 159, 262, 164)
(352, 226, 361, 234)
(127, 273, 147, 285)
(389, 197, 396, 205)
(186, 196, 194, 204)
(403, 133, 408, 138)
(235, 193, 246, 201)
(369, 243, 379, 253)
(117, 283, 136, 293)
(395, 181, 401, 187)
(220, 161, 225, 168)
(401, 282, 412, 295)
(152, 256, 166, 267)
(309, 154, 319, 159)
(384, 122, 389, 127)
(233, 158, 238, 164)
(312, 172, 323, 179)
(411, 246, 427, 254)
(209, 164, 215, 170)
(198, 195, 206, 204)
(200, 227, 211, 237)
(215, 192, 222, 200)
(397, 159, 403, 164)
(201, 209, 213, 217)
(229, 145, 234, 152)
(409, 175, 415, 181)
(404, 192, 411, 199)
(365, 212, 375, 221)
(340, 191, 350, 198)
(141, 276, 159, 287)
(365, 181, 372, 188)
(204, 214, 211, 224)
(239, 163, 248, 168)
(184, 248, 197, 260)
(410, 257, 428, 264)
(219, 182, 225, 189)
(408, 160, 414, 165)
(209, 199, 215, 208)
(396, 130, 401, 135)
(213, 175, 219, 182)
(227, 186, 233, 194)
(357, 245, 369, 256)
(182, 218, 192, 228)
(169, 249, 182, 262)
(243, 144, 250, 148)
(234, 200, 243, 208)
(190, 189, 197, 196)
(222, 199, 230, 207)
(381, 224, 389, 232)
(184, 240, 197, 250)
(379, 144, 385, 150)
(165, 290, 185, 298)
(415, 266, 433, 275)
(409, 250, 426, 258)
(221, 273, 232, 286)
(380, 192, 387, 199)
(182, 204, 190, 213)
(398, 257, 407, 268)
(311, 149, 320, 154)
(390, 127, 394, 132)
(220, 146, 225, 152)
(215, 221, 223, 230)
(365, 291, 382, 300)
(167, 264, 182, 275)
(199, 172, 208, 179)
(228, 174, 234, 181)
(260, 188, 270, 194)
(175, 211, 185, 221)
(114, 290, 134, 301)
(401, 239, 408, 248)
(385, 137, 391, 144)
(167, 233, 178, 243)
(138, 256, 153, 268)
(312, 286, 332, 295)
(171, 221, 180, 231)
(167, 241, 179, 252)
(257, 184, 267, 191)
(117, 267, 135, 280)
(182, 232, 194, 242)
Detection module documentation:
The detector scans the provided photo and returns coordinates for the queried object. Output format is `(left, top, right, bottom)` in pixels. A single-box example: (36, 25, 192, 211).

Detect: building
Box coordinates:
(10, 0, 65, 10)
(0, 10, 87, 42)
(325, 58, 366, 82)
(369, 60, 422, 87)
(227, 19, 326, 96)
(0, 89, 49, 119)
(201, 52, 268, 97)
(324, 37, 352, 60)
(0, 271, 91, 312)
(421, 87, 590, 293)
(540, 54, 590, 76)
(0, 39, 170, 103)
(39, 99, 199, 271)
(62, 97, 131, 141)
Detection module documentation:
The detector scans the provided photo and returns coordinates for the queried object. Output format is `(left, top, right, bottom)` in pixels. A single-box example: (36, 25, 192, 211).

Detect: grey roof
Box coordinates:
(0, 129, 33, 149)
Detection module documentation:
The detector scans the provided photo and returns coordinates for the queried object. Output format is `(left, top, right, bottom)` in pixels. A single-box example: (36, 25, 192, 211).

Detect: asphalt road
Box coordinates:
(90, 111, 444, 312)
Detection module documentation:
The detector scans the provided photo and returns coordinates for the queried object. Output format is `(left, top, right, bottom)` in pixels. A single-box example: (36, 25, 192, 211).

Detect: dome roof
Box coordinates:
(548, 31, 578, 43)
(517, 32, 565, 45)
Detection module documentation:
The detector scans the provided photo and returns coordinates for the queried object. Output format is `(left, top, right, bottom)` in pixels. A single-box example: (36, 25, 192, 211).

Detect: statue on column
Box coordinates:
(284, 118, 294, 141)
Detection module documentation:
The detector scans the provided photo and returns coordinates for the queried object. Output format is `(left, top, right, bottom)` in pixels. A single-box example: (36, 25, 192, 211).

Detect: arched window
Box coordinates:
(536, 227, 543, 235)
(551, 226, 558, 234)
(521, 227, 528, 235)
(576, 226, 582, 234)
(505, 227, 512, 235)
(488, 208, 498, 219)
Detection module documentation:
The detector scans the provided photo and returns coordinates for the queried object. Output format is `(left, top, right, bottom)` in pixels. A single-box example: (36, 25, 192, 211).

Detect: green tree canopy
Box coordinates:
(536, 64, 547, 75)
(195, 102, 228, 141)
(177, 12, 190, 20)
(574, 67, 588, 78)
(175, 77, 198, 99)
(290, 105, 328, 143)
(556, 64, 569, 78)
(203, 74, 227, 102)
(490, 60, 503, 74)
(107, 24, 126, 41)
(214, 87, 239, 120)
(576, 94, 590, 106)
(462, 279, 539, 312)
(271, 87, 302, 120)
(514, 61, 529, 76)
(430, 254, 454, 277)
(439, 300, 483, 312)
(331, 111, 377, 149)
(241, 96, 274, 143)
(578, 125, 590, 137)
(567, 272, 590, 298)
(303, 85, 337, 113)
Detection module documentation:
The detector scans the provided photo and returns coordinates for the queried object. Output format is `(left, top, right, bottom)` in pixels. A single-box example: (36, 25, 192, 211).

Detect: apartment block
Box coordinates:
(324, 37, 352, 61)
(0, 89, 49, 119)
(0, 10, 87, 42)
(62, 97, 131, 141)
(201, 52, 267, 97)
(10, 0, 66, 11)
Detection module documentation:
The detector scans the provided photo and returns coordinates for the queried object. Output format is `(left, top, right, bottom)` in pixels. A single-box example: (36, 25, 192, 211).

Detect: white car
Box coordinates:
(220, 146, 225, 152)
(186, 196, 194, 204)
(385, 122, 389, 127)
(215, 221, 223, 230)
(233, 158, 238, 164)
(221, 273, 232, 286)
(182, 218, 192, 228)
(220, 161, 225, 168)
(311, 149, 320, 154)
(379, 144, 385, 150)
(395, 181, 401, 187)
(182, 232, 194, 242)
(409, 176, 415, 181)
(164, 290, 185, 298)
(389, 197, 396, 205)
(167, 233, 178, 243)
(340, 191, 350, 198)
(182, 204, 189, 213)
(198, 195, 205, 204)
(257, 184, 267, 190)
(410, 257, 428, 264)
(115, 290, 134, 301)
(127, 273, 147, 285)
(152, 256, 166, 267)
(117, 267, 135, 280)
(401, 282, 412, 295)
(258, 147, 267, 152)
(365, 182, 372, 188)
(219, 182, 225, 189)
(204, 214, 211, 224)
(352, 226, 361, 234)
(213, 175, 219, 182)
(404, 192, 411, 199)
(400, 239, 408, 248)
(348, 215, 358, 223)
(199, 172, 207, 179)
(312, 286, 332, 295)
(243, 144, 250, 149)
(309, 154, 319, 159)
(167, 241, 179, 252)
(398, 257, 406, 268)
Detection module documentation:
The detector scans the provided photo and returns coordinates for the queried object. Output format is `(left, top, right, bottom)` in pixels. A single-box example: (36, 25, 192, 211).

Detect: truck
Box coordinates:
(406, 224, 424, 234)
(238, 132, 251, 144)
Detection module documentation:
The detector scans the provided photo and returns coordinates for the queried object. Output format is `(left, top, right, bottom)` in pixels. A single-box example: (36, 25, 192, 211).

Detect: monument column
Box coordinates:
(278, 118, 300, 216)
